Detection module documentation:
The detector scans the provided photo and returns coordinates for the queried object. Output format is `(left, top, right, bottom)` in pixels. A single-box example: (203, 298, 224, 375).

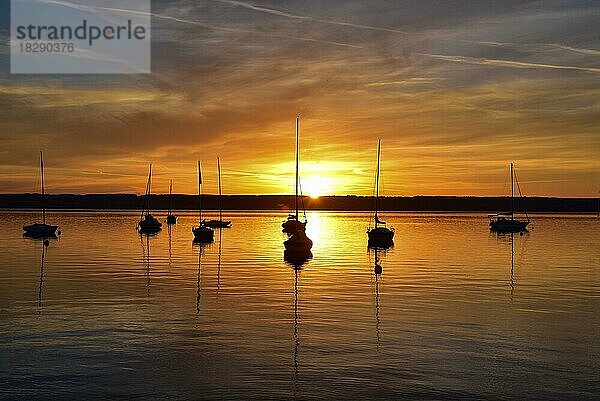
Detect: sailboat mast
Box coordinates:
(295, 116, 299, 221)
(146, 164, 153, 215)
(218, 157, 223, 222)
(375, 139, 381, 225)
(168, 179, 173, 216)
(40, 151, 46, 224)
(510, 162, 514, 220)
(198, 161, 203, 222)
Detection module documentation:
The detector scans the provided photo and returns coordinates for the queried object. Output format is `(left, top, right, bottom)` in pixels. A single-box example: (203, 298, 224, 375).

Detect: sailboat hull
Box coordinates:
(23, 223, 58, 237)
(139, 215, 162, 233)
(282, 219, 306, 233)
(192, 226, 215, 243)
(284, 231, 313, 252)
(367, 227, 394, 247)
(202, 219, 231, 228)
(284, 249, 313, 268)
(490, 219, 529, 232)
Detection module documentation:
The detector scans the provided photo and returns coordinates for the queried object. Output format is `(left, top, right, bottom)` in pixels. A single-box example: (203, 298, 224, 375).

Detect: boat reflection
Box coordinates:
(293, 267, 300, 396)
(217, 228, 223, 296)
(282, 243, 311, 396)
(369, 247, 387, 350)
(193, 241, 211, 318)
(168, 224, 173, 270)
(37, 240, 50, 315)
(492, 231, 529, 300)
(139, 233, 157, 296)
(24, 232, 58, 240)
(284, 249, 312, 270)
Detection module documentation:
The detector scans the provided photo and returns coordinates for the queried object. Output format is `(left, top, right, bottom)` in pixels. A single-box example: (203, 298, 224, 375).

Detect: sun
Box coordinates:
(302, 176, 332, 198)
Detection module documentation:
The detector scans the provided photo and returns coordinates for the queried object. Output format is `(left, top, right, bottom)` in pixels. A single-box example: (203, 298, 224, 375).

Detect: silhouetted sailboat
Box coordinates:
(367, 140, 394, 247)
(192, 161, 215, 243)
(489, 163, 530, 232)
(23, 151, 59, 238)
(203, 157, 232, 228)
(166, 179, 177, 225)
(138, 163, 162, 234)
(283, 117, 312, 253)
(282, 116, 308, 234)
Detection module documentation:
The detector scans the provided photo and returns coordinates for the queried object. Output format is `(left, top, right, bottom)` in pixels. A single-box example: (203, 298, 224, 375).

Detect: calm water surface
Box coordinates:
(0, 211, 598, 400)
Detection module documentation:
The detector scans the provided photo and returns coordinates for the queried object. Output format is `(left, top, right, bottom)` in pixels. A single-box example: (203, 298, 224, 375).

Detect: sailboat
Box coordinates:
(166, 179, 177, 224)
(282, 116, 308, 234)
(23, 151, 59, 238)
(138, 163, 162, 234)
(367, 140, 394, 247)
(283, 117, 312, 254)
(192, 161, 215, 243)
(202, 157, 232, 228)
(489, 163, 530, 232)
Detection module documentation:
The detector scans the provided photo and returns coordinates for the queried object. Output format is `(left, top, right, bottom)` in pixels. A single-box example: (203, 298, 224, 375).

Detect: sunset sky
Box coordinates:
(0, 0, 598, 197)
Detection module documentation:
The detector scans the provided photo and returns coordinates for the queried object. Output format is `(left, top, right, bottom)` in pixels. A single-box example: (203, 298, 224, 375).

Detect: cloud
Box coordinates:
(1, 0, 598, 196)
(418, 53, 600, 74)
(215, 0, 409, 34)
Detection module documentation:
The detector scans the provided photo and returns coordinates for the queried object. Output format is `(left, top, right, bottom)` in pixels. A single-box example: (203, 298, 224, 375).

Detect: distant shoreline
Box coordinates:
(0, 194, 597, 213)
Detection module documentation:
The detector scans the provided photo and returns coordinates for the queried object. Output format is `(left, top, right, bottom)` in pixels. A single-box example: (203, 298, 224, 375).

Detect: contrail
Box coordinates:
(419, 53, 600, 73)
(216, 0, 409, 34)
(477, 40, 600, 57)
(217, 1, 599, 59)
(34, 0, 361, 49)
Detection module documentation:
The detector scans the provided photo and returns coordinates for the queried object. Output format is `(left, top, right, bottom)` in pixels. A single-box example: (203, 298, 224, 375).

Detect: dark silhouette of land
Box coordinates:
(0, 194, 597, 213)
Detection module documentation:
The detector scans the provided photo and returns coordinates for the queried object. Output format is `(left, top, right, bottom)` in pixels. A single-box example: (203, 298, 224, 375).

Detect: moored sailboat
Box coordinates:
(367, 140, 394, 247)
(283, 117, 312, 254)
(138, 163, 162, 234)
(489, 162, 530, 232)
(282, 117, 308, 234)
(202, 157, 232, 228)
(166, 179, 177, 224)
(192, 161, 215, 243)
(23, 151, 59, 238)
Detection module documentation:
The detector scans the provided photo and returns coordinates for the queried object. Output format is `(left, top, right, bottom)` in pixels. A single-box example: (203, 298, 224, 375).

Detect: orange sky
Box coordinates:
(0, 1, 598, 197)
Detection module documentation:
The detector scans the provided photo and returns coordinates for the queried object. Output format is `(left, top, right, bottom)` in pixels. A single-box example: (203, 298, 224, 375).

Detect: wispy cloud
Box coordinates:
(215, 0, 409, 34)
(477, 40, 600, 56)
(418, 53, 600, 73)
(36, 0, 361, 49)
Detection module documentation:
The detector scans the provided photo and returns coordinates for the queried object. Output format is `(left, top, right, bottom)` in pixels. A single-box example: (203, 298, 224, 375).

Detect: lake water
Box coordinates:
(0, 211, 598, 400)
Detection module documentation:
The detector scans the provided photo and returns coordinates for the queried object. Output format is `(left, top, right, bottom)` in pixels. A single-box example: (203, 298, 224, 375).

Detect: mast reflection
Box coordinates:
(193, 241, 210, 319)
(369, 246, 387, 351)
(283, 247, 311, 397)
(37, 240, 49, 315)
(140, 233, 153, 297)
